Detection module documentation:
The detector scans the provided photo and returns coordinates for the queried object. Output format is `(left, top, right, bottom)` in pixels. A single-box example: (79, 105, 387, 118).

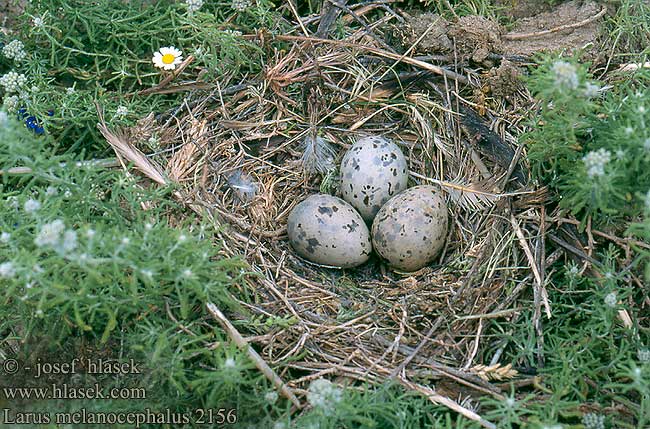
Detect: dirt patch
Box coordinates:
(402, 12, 453, 53)
(448, 15, 503, 63)
(486, 59, 522, 100)
(493, 0, 555, 20)
(502, 1, 605, 56)
(0, 0, 27, 31)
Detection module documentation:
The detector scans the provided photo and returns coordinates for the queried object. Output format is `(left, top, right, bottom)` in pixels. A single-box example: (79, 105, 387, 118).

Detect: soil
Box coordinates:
(493, 0, 555, 20)
(486, 59, 522, 99)
(0, 0, 26, 32)
(502, 1, 604, 56)
(448, 15, 503, 63)
(399, 1, 605, 61)
(403, 12, 453, 53)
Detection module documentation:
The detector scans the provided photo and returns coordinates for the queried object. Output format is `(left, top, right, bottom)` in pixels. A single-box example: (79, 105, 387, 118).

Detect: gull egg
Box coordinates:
(287, 194, 372, 268)
(340, 136, 408, 222)
(371, 185, 448, 272)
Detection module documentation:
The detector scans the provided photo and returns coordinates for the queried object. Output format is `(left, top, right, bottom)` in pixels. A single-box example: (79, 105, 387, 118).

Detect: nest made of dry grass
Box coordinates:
(96, 5, 589, 427)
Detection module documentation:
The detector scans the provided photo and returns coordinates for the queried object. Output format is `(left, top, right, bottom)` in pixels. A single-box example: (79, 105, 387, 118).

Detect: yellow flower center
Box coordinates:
(162, 53, 176, 64)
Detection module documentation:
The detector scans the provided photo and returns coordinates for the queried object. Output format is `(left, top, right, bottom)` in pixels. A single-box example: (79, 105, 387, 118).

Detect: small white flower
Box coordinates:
(583, 82, 600, 98)
(615, 149, 625, 160)
(3, 95, 19, 112)
(61, 230, 78, 253)
(224, 357, 237, 368)
(66, 87, 76, 94)
(2, 40, 27, 61)
(85, 229, 96, 239)
(152, 46, 183, 71)
(625, 126, 634, 135)
(32, 16, 45, 28)
(0, 71, 27, 93)
(604, 292, 617, 308)
(0, 232, 10, 244)
(307, 379, 343, 416)
(115, 105, 129, 117)
(121, 237, 130, 245)
(504, 396, 516, 408)
(583, 148, 611, 178)
(231, 0, 252, 11)
(64, 189, 72, 198)
(186, 0, 204, 13)
(178, 234, 187, 243)
(23, 199, 41, 214)
(0, 261, 16, 279)
(145, 222, 154, 231)
(141, 269, 153, 279)
(568, 265, 580, 276)
(639, 105, 647, 114)
(552, 61, 579, 90)
(34, 219, 66, 248)
(582, 413, 605, 429)
(182, 268, 193, 278)
(25, 281, 34, 289)
(45, 186, 58, 196)
(78, 253, 89, 263)
(264, 391, 279, 403)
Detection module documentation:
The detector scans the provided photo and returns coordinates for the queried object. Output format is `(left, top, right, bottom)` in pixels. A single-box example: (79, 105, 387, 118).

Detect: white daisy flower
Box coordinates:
(152, 46, 183, 71)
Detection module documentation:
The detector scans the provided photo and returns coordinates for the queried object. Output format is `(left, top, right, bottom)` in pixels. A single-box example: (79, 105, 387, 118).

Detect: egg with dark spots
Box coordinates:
(371, 186, 448, 272)
(340, 136, 408, 222)
(287, 194, 372, 268)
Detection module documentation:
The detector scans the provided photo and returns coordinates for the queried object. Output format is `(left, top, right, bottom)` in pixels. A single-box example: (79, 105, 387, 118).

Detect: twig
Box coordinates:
(206, 302, 302, 409)
(503, 6, 607, 41)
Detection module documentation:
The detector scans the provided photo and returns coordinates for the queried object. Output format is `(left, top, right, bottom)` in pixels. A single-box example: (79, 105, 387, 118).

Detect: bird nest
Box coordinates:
(99, 11, 556, 427)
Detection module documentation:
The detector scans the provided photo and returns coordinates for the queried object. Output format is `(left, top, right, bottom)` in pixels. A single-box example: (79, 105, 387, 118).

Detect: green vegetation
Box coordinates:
(1, 1, 648, 428)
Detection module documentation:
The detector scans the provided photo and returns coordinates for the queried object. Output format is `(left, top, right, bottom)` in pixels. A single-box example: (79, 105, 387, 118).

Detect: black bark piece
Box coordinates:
(459, 105, 528, 187)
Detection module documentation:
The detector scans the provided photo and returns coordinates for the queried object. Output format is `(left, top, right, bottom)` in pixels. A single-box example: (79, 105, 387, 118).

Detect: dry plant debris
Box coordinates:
(96, 1, 616, 426)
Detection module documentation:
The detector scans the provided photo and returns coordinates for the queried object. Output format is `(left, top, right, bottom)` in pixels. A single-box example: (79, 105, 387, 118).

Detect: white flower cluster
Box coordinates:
(115, 105, 129, 117)
(582, 413, 605, 429)
(2, 40, 27, 61)
(231, 0, 251, 11)
(0, 71, 27, 93)
(34, 219, 78, 254)
(582, 148, 611, 178)
(186, 0, 203, 12)
(583, 82, 600, 99)
(3, 95, 19, 112)
(306, 379, 343, 416)
(552, 60, 579, 90)
(0, 261, 16, 279)
(24, 199, 41, 214)
(604, 292, 617, 308)
(32, 16, 45, 28)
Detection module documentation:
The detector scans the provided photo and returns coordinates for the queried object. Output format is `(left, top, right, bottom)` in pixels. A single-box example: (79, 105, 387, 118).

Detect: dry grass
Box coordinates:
(97, 5, 570, 427)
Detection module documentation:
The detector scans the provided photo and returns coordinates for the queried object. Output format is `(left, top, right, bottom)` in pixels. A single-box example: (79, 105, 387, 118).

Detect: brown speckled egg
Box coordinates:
(287, 194, 372, 268)
(340, 136, 408, 222)
(371, 186, 448, 272)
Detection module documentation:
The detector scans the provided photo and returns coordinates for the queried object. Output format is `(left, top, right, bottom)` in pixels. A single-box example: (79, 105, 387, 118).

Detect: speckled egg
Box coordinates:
(371, 186, 448, 272)
(340, 136, 409, 222)
(287, 194, 372, 268)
